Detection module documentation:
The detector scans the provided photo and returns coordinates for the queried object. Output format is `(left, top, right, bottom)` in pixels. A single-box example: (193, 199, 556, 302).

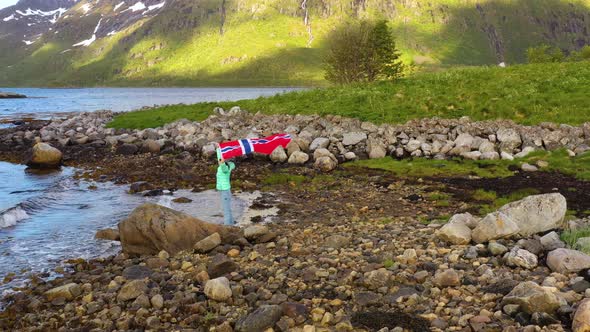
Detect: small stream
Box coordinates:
(0, 161, 271, 292)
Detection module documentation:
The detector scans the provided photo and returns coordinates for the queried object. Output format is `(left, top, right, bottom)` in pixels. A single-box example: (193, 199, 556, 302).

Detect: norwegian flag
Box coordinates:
(218, 134, 292, 160)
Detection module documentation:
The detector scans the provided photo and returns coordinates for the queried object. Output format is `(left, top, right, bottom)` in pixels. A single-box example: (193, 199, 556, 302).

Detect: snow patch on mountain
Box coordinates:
(23, 40, 34, 45)
(80, 4, 92, 14)
(146, 1, 165, 11)
(2, 14, 15, 22)
(73, 17, 102, 47)
(123, 2, 146, 13)
(114, 2, 125, 11)
(15, 8, 67, 17)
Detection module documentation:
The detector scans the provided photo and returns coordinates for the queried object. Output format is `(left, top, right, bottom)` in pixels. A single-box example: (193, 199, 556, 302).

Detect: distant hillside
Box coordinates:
(1, 0, 590, 86)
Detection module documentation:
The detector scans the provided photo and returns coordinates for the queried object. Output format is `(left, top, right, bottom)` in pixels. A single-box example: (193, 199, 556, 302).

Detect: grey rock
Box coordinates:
(505, 247, 538, 269)
(194, 232, 221, 253)
(236, 305, 283, 332)
(488, 242, 508, 255)
(117, 280, 147, 302)
(287, 151, 309, 164)
(323, 234, 350, 249)
(208, 254, 238, 278)
(540, 231, 566, 251)
(309, 137, 329, 151)
(547, 248, 590, 273)
(122, 265, 153, 280)
(342, 132, 367, 146)
(270, 146, 288, 163)
(204, 277, 232, 302)
(502, 281, 565, 314)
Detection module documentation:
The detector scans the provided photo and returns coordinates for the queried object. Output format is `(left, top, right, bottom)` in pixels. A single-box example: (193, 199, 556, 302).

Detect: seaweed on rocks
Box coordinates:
(351, 310, 431, 331)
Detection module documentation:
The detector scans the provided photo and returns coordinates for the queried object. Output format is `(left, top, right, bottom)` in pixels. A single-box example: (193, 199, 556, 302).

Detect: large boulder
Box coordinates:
(472, 194, 566, 243)
(502, 281, 566, 314)
(27, 143, 63, 168)
(573, 299, 590, 332)
(472, 212, 520, 244)
(498, 193, 566, 237)
(118, 203, 228, 255)
(546, 248, 590, 274)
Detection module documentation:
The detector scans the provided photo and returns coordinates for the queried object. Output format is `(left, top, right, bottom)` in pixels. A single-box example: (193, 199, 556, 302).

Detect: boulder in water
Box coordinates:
(0, 92, 26, 98)
(26, 143, 63, 169)
(118, 203, 229, 255)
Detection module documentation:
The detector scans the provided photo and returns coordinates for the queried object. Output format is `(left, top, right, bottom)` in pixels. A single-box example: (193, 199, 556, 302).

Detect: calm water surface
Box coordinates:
(0, 87, 302, 120)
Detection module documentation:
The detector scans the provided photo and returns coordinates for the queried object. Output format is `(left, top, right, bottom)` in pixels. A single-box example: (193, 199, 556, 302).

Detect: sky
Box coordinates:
(0, 0, 18, 10)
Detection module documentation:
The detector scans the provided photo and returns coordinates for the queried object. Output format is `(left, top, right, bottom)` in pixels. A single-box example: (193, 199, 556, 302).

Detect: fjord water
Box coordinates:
(0, 87, 301, 120)
(0, 162, 251, 292)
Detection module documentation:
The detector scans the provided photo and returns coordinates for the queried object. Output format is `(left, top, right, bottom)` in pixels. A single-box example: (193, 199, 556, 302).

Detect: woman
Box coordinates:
(216, 150, 236, 226)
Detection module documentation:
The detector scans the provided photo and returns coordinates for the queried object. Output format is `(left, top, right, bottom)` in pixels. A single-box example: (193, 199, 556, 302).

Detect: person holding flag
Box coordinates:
(216, 146, 236, 225)
(215, 133, 292, 226)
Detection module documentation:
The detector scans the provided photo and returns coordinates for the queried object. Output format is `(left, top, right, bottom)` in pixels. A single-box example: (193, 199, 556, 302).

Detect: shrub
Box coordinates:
(526, 45, 565, 63)
(569, 45, 590, 61)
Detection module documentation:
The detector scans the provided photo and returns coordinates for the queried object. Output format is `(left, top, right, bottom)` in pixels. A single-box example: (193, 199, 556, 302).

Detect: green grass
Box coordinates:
(348, 157, 517, 179)
(383, 259, 395, 269)
(472, 189, 498, 201)
(108, 104, 213, 130)
(521, 149, 590, 181)
(561, 227, 590, 253)
(348, 149, 590, 181)
(109, 61, 590, 129)
(477, 188, 541, 214)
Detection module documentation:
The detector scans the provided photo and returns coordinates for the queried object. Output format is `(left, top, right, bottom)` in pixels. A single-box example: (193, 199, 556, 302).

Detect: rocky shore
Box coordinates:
(1, 107, 590, 173)
(0, 92, 26, 99)
(1, 108, 590, 331)
(2, 172, 590, 331)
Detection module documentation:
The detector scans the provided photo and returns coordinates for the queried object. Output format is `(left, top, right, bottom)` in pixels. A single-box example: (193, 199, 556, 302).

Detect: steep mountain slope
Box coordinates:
(0, 0, 76, 62)
(1, 0, 590, 86)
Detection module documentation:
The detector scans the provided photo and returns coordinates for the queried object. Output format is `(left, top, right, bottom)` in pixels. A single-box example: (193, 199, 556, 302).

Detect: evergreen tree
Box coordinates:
(324, 20, 404, 84)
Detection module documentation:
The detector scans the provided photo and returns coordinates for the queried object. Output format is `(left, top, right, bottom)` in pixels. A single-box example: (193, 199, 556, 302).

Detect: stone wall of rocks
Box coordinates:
(3, 107, 590, 171)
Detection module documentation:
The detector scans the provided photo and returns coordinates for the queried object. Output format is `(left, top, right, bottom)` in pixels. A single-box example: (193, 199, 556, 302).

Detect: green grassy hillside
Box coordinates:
(109, 61, 590, 129)
(1, 0, 590, 86)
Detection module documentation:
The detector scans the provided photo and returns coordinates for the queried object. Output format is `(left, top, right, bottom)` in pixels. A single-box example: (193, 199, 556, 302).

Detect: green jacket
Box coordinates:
(216, 161, 235, 191)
